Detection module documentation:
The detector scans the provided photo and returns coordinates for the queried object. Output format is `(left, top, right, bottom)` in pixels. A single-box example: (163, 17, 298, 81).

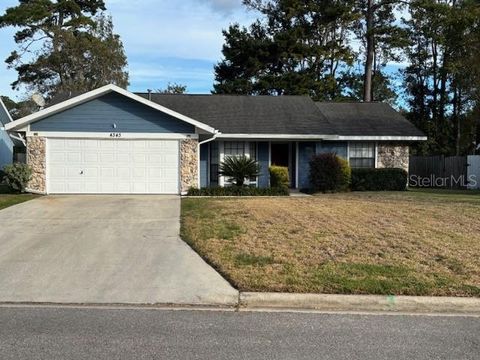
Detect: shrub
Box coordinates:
(187, 186, 289, 196)
(269, 166, 289, 189)
(219, 155, 260, 186)
(309, 153, 351, 192)
(351, 168, 408, 191)
(2, 163, 33, 192)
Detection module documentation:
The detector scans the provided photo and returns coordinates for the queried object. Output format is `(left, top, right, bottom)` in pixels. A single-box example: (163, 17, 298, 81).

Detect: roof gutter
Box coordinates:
(214, 134, 427, 141)
(198, 130, 221, 146)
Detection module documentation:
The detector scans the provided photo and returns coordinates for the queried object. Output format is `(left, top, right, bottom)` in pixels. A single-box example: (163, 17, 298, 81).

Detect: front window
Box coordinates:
(349, 142, 375, 168)
(222, 141, 257, 186)
(224, 141, 245, 157)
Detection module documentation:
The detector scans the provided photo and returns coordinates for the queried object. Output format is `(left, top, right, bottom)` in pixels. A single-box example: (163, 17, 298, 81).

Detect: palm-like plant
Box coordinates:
(219, 155, 260, 186)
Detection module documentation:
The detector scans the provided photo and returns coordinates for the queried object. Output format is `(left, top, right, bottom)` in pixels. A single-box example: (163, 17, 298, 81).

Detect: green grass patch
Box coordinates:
(312, 263, 449, 296)
(0, 194, 39, 211)
(406, 188, 480, 203)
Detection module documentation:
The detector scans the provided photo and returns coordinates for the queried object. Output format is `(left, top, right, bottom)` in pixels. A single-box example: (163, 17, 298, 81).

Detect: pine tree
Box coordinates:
(0, 0, 129, 97)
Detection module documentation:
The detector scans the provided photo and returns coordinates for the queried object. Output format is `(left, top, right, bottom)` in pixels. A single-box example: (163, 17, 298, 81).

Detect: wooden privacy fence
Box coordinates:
(409, 155, 472, 189)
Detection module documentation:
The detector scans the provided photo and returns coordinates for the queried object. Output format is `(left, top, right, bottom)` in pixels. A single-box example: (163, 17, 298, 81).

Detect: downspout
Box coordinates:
(196, 130, 221, 189)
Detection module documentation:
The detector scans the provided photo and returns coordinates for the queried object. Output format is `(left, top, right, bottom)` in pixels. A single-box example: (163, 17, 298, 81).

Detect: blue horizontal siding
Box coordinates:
(31, 92, 195, 133)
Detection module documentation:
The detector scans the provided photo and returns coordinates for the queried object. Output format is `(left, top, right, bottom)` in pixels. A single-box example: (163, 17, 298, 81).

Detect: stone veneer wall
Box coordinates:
(377, 143, 409, 172)
(180, 138, 198, 193)
(26, 136, 46, 193)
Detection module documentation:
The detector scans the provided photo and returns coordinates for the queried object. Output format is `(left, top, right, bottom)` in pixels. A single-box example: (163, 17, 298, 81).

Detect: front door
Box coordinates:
(271, 143, 289, 167)
(270, 142, 296, 188)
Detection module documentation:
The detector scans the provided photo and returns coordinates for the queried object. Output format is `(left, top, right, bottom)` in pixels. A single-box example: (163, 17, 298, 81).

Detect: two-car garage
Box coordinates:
(47, 138, 180, 194)
(5, 85, 218, 195)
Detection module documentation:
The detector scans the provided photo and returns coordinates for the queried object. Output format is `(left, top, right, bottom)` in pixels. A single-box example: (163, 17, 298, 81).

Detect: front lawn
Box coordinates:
(0, 185, 39, 210)
(181, 189, 480, 297)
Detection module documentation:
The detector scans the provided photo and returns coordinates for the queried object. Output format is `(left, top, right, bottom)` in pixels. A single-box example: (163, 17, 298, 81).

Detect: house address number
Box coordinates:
(109, 133, 122, 138)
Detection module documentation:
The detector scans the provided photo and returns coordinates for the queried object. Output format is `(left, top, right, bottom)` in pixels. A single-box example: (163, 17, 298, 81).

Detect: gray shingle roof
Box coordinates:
(138, 93, 338, 135)
(48, 91, 425, 138)
(314, 102, 425, 137)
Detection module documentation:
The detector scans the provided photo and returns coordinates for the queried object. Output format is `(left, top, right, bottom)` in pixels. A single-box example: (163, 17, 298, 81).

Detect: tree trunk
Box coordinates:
(363, 0, 374, 102)
(454, 87, 462, 156)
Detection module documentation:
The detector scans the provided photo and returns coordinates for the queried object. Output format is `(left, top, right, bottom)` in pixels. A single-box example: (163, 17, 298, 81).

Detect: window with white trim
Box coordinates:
(224, 141, 245, 157)
(222, 141, 258, 187)
(349, 142, 375, 168)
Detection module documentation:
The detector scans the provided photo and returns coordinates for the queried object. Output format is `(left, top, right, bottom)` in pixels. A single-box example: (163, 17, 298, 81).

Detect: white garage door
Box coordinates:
(47, 138, 180, 194)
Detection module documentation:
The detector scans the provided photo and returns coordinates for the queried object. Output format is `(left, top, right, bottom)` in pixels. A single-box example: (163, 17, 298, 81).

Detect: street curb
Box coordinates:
(239, 292, 480, 314)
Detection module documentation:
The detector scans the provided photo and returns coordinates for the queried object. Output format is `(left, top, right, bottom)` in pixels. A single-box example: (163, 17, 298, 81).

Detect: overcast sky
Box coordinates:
(0, 0, 255, 100)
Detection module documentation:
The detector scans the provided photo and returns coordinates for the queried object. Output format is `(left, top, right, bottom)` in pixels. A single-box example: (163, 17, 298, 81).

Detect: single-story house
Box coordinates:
(4, 84, 426, 194)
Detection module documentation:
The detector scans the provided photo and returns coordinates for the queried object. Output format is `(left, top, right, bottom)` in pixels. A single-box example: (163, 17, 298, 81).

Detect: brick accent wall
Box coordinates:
(377, 143, 409, 172)
(26, 136, 46, 193)
(180, 138, 198, 193)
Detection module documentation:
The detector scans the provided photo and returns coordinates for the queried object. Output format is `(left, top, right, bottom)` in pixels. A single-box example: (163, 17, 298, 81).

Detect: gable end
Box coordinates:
(29, 92, 196, 134)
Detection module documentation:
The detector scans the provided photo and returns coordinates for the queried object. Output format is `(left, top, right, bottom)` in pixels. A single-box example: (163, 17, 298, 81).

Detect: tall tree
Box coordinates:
(404, 0, 480, 155)
(214, 0, 358, 100)
(0, 0, 128, 97)
(354, 0, 408, 101)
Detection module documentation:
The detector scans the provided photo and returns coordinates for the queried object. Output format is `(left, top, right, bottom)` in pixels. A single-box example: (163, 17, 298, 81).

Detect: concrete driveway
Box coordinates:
(0, 196, 238, 305)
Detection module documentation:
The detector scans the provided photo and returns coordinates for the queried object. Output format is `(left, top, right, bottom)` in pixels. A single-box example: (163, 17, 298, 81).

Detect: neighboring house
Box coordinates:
(4, 84, 426, 194)
(0, 98, 15, 169)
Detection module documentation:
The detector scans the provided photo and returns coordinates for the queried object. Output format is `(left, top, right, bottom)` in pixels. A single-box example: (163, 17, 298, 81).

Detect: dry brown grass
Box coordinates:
(181, 190, 480, 296)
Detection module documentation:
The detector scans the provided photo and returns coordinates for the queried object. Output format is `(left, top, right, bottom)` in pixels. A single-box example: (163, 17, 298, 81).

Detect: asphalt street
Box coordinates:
(0, 307, 478, 359)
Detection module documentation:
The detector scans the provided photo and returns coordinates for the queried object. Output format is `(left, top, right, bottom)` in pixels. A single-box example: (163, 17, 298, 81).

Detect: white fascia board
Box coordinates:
(25, 131, 198, 140)
(216, 134, 339, 140)
(5, 84, 216, 134)
(216, 134, 427, 141)
(337, 135, 428, 141)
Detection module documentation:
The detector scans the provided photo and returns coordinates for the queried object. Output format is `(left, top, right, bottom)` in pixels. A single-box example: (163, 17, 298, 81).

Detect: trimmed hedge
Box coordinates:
(351, 168, 408, 191)
(269, 166, 289, 189)
(309, 153, 351, 192)
(187, 186, 289, 196)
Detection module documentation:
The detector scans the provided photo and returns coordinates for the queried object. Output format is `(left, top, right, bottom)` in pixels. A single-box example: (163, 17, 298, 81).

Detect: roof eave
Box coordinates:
(216, 134, 427, 141)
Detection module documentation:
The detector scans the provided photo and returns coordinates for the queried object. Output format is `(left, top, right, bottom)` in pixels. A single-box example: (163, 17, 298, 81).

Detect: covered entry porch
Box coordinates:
(199, 139, 373, 190)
